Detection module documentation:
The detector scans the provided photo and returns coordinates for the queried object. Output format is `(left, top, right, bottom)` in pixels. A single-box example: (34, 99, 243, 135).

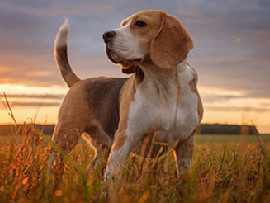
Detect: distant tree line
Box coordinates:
(0, 125, 55, 136)
(0, 124, 259, 136)
(198, 124, 258, 135)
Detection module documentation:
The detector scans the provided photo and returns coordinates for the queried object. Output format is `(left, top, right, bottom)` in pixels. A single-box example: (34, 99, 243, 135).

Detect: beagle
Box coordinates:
(50, 10, 203, 180)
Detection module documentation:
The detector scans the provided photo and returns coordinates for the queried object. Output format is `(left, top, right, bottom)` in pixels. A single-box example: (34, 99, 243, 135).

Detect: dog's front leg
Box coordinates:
(104, 132, 132, 181)
(174, 136, 194, 175)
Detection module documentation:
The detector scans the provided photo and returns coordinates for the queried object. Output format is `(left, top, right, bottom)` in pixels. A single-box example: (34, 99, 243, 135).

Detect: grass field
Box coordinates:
(194, 134, 270, 144)
(1, 133, 270, 146)
(0, 126, 269, 202)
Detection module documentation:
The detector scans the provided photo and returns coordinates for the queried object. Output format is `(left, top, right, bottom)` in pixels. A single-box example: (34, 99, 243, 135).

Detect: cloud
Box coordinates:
(194, 56, 270, 98)
(8, 1, 115, 17)
(0, 0, 269, 100)
(0, 56, 127, 86)
(1, 94, 64, 100)
(205, 106, 270, 112)
(8, 101, 61, 107)
(258, 0, 270, 9)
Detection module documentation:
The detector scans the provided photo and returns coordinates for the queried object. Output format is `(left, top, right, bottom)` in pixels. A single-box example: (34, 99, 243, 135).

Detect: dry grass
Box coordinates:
(1, 93, 270, 202)
(0, 122, 269, 202)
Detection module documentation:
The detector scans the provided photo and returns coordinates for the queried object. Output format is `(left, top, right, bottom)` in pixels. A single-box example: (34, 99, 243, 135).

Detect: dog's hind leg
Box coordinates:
(86, 142, 110, 177)
(48, 121, 82, 184)
(82, 125, 112, 177)
(48, 80, 93, 179)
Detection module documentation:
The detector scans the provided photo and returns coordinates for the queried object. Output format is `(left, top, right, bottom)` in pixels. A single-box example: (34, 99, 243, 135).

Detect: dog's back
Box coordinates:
(82, 77, 127, 138)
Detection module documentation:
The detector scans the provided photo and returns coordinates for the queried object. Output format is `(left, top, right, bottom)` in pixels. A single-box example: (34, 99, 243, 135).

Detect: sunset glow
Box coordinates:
(1, 84, 270, 133)
(0, 0, 270, 133)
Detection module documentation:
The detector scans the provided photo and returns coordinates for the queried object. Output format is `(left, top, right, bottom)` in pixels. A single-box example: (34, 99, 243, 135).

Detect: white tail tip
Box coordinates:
(55, 18, 69, 47)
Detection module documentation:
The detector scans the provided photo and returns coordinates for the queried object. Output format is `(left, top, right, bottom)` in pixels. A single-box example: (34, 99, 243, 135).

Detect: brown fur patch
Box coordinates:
(53, 78, 129, 152)
(189, 78, 197, 92)
(189, 66, 198, 93)
(135, 67, 144, 84)
(53, 83, 93, 151)
(189, 67, 203, 120)
(196, 93, 203, 120)
(55, 45, 80, 88)
(121, 65, 137, 74)
(150, 13, 193, 69)
(84, 78, 127, 138)
(124, 11, 193, 69)
(112, 75, 136, 150)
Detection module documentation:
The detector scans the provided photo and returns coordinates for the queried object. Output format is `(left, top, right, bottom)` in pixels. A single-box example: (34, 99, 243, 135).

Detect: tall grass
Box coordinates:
(0, 94, 270, 202)
(0, 127, 269, 202)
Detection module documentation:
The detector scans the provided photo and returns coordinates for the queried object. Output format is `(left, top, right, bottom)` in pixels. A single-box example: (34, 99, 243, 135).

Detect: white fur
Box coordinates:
(111, 21, 144, 60)
(104, 139, 131, 180)
(55, 18, 69, 48)
(126, 60, 200, 147)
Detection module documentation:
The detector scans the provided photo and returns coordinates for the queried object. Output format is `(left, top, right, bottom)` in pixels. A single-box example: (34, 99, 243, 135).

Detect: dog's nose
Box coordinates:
(103, 30, 116, 43)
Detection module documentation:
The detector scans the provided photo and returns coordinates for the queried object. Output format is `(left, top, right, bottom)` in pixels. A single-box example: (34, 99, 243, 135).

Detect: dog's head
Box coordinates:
(103, 10, 193, 73)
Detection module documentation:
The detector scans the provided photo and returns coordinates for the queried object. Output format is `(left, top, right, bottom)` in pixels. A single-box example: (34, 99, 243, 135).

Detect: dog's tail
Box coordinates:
(54, 18, 80, 88)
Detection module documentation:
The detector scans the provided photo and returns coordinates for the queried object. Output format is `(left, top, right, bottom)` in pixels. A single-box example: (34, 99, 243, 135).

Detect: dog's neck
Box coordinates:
(138, 58, 188, 96)
(140, 58, 188, 80)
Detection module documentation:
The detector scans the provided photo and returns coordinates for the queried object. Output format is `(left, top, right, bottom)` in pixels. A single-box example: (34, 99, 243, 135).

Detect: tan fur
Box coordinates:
(119, 11, 193, 71)
(53, 83, 92, 151)
(118, 11, 164, 73)
(196, 93, 203, 120)
(150, 14, 193, 69)
(189, 67, 203, 120)
(112, 75, 136, 150)
(129, 11, 164, 55)
(53, 81, 113, 152)
(189, 78, 196, 92)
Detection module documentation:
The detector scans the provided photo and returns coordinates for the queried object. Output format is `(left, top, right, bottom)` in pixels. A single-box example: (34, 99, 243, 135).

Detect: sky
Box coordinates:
(0, 0, 270, 133)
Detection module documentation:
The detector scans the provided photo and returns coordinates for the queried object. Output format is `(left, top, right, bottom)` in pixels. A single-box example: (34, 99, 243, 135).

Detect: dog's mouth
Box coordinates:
(106, 47, 143, 69)
(105, 47, 119, 63)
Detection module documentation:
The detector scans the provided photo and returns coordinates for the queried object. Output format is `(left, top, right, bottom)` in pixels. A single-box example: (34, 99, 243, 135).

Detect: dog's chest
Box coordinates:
(125, 66, 200, 144)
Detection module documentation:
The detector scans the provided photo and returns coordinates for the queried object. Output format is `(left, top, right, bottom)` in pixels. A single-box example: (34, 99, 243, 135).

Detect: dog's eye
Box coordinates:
(134, 20, 147, 27)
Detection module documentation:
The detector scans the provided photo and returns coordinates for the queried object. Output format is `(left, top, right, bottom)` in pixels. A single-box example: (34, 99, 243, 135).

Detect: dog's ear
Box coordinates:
(121, 65, 137, 74)
(150, 14, 193, 69)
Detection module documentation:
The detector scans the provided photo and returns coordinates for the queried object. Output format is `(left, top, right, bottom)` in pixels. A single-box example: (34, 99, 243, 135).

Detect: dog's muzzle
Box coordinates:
(102, 30, 116, 43)
(102, 30, 119, 63)
(102, 30, 143, 67)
